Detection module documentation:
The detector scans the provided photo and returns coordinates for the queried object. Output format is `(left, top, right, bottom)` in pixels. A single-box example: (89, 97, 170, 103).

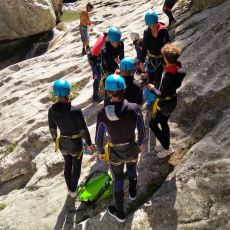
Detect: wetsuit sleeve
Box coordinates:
(137, 87, 143, 105)
(101, 43, 113, 73)
(141, 30, 148, 63)
(164, 29, 171, 43)
(151, 87, 161, 97)
(136, 109, 145, 145)
(78, 109, 92, 146)
(119, 41, 124, 60)
(95, 111, 106, 154)
(48, 108, 57, 142)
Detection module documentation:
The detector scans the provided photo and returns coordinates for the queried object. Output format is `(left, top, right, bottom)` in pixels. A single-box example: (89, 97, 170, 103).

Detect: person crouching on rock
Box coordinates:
(147, 43, 186, 158)
(95, 74, 145, 223)
(48, 79, 92, 197)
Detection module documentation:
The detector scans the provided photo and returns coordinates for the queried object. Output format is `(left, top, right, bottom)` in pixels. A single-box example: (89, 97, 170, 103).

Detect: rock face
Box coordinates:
(0, 0, 62, 41)
(0, 0, 230, 229)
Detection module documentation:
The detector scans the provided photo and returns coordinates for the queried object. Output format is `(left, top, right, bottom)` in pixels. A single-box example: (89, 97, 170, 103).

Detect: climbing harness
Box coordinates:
(146, 53, 165, 73)
(103, 136, 142, 164)
(152, 96, 174, 118)
(55, 134, 84, 159)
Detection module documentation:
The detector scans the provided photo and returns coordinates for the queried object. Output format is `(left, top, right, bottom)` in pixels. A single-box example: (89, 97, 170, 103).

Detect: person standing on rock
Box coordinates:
(48, 79, 93, 197)
(163, 0, 177, 28)
(140, 10, 170, 106)
(101, 27, 124, 106)
(80, 3, 94, 56)
(147, 43, 186, 158)
(95, 74, 145, 223)
(87, 31, 108, 102)
(118, 57, 143, 105)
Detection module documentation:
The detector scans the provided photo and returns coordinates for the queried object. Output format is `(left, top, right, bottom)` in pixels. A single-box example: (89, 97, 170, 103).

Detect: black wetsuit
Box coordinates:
(101, 40, 124, 74)
(163, 0, 177, 26)
(124, 76, 143, 105)
(48, 101, 92, 192)
(95, 99, 145, 218)
(141, 23, 170, 89)
(149, 62, 186, 150)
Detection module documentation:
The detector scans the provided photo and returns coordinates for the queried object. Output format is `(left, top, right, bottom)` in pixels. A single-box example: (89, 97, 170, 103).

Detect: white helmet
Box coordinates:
(130, 30, 140, 41)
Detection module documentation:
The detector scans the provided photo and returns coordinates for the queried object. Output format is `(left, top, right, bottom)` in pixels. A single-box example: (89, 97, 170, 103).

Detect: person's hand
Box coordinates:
(138, 145, 143, 153)
(115, 69, 121, 75)
(87, 145, 93, 152)
(147, 84, 154, 91)
(140, 63, 145, 71)
(114, 58, 120, 64)
(98, 154, 105, 160)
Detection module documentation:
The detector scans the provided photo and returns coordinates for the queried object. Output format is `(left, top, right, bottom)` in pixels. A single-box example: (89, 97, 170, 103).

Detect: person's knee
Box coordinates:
(114, 180, 124, 192)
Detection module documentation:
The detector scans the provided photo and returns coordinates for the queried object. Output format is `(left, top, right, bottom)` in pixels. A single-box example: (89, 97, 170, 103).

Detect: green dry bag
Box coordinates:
(78, 170, 113, 205)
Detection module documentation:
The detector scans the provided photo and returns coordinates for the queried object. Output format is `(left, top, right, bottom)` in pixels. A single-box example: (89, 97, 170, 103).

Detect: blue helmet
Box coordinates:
(145, 88, 156, 102)
(53, 79, 71, 97)
(105, 74, 126, 91)
(120, 57, 135, 71)
(145, 10, 158, 26)
(108, 27, 122, 42)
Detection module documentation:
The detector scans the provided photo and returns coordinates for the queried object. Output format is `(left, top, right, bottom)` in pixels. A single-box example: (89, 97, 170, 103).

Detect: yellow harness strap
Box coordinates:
(55, 135, 60, 152)
(148, 53, 162, 58)
(55, 134, 81, 152)
(77, 146, 84, 159)
(103, 142, 113, 164)
(152, 97, 172, 118)
(100, 75, 106, 88)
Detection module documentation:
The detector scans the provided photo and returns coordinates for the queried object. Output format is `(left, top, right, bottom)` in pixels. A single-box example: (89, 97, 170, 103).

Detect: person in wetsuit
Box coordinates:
(95, 74, 145, 223)
(147, 43, 186, 158)
(87, 32, 108, 102)
(101, 27, 124, 106)
(48, 79, 92, 197)
(163, 0, 177, 27)
(140, 11, 171, 91)
(119, 57, 143, 105)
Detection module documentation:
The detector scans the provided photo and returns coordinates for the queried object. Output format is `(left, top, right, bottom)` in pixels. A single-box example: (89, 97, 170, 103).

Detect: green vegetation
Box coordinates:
(0, 142, 17, 160)
(61, 11, 81, 22)
(69, 83, 80, 100)
(0, 202, 7, 211)
(191, 0, 227, 12)
(126, 179, 163, 214)
(46, 82, 81, 103)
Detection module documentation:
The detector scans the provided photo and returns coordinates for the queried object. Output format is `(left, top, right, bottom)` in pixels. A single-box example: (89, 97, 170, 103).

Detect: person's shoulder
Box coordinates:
(97, 107, 106, 119)
(127, 101, 141, 113)
(70, 105, 82, 112)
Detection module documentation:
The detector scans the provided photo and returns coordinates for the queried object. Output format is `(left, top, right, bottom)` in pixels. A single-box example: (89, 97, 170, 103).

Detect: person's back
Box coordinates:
(49, 102, 91, 153)
(96, 74, 145, 223)
(48, 79, 92, 198)
(97, 99, 142, 146)
(124, 77, 142, 105)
